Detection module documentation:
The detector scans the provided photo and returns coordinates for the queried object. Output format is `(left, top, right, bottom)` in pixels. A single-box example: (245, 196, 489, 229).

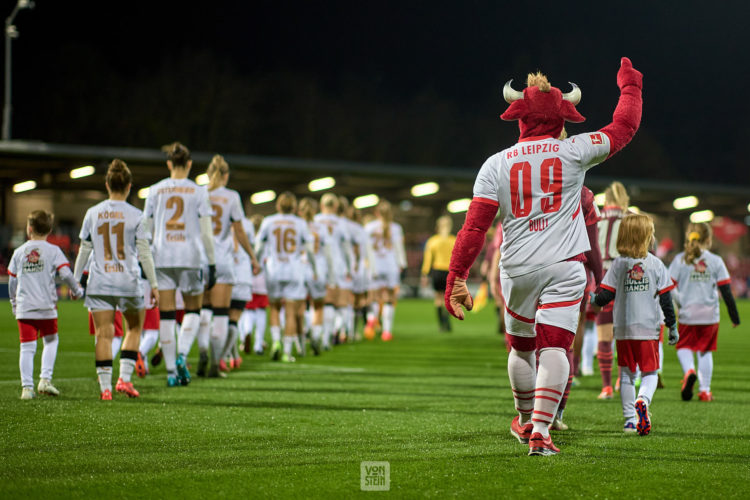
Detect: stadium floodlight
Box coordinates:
(673, 196, 699, 210)
(69, 165, 95, 179)
(410, 182, 439, 197)
(137, 187, 150, 199)
(690, 210, 714, 223)
(251, 190, 276, 204)
(594, 193, 606, 206)
(12, 179, 35, 192)
(353, 194, 379, 209)
(747, 202, 750, 213)
(308, 176, 335, 192)
(628, 206, 640, 214)
(195, 173, 209, 186)
(447, 198, 471, 213)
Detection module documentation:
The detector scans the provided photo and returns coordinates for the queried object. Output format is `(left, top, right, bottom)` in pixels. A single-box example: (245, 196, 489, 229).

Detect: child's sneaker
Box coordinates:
(100, 389, 113, 401)
(550, 417, 569, 431)
(115, 378, 140, 398)
(281, 353, 296, 363)
(135, 352, 147, 378)
(597, 386, 614, 399)
(510, 416, 534, 444)
(635, 398, 651, 436)
(21, 387, 35, 400)
(219, 359, 230, 372)
(681, 369, 697, 401)
(698, 391, 713, 401)
(623, 421, 637, 433)
(37, 378, 59, 396)
(528, 432, 560, 456)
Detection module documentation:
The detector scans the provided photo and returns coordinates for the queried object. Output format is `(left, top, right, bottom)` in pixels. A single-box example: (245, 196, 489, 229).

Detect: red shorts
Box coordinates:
(246, 294, 269, 309)
(143, 307, 160, 330)
(675, 324, 718, 352)
(175, 310, 185, 325)
(616, 339, 659, 373)
(18, 319, 58, 343)
(88, 311, 124, 337)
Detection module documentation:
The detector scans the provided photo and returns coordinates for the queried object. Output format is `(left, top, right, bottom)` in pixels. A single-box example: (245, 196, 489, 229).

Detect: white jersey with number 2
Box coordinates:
(473, 133, 611, 278)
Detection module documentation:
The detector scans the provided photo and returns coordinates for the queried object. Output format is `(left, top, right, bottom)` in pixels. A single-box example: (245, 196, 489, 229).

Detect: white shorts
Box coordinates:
(351, 265, 369, 294)
(267, 277, 307, 301)
(85, 294, 144, 312)
(500, 260, 586, 338)
(232, 284, 253, 302)
(336, 273, 353, 291)
(215, 259, 236, 285)
(156, 267, 204, 296)
(371, 267, 400, 290)
(305, 267, 327, 300)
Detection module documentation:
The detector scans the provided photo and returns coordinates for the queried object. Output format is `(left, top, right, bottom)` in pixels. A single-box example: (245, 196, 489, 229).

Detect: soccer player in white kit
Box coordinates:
(9, 210, 83, 400)
(341, 199, 370, 341)
(245, 214, 271, 355)
(231, 215, 257, 363)
(445, 58, 643, 456)
(669, 222, 740, 402)
(142, 142, 216, 387)
(364, 200, 406, 342)
(590, 214, 678, 435)
(74, 160, 159, 399)
(200, 155, 260, 377)
(255, 192, 315, 362)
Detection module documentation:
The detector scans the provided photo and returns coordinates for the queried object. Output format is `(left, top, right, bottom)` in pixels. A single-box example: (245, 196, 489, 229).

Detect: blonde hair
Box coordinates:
(337, 196, 350, 216)
(527, 71, 551, 92)
(376, 199, 393, 241)
(298, 197, 317, 222)
(616, 213, 654, 259)
(604, 181, 629, 209)
(320, 192, 339, 212)
(250, 214, 263, 232)
(276, 191, 297, 214)
(683, 222, 712, 264)
(206, 154, 229, 190)
(436, 215, 452, 235)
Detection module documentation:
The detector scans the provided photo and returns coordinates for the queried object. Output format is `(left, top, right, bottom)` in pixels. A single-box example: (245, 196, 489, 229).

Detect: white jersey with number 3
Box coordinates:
(79, 199, 148, 297)
(473, 133, 611, 278)
(143, 178, 212, 269)
(208, 186, 245, 266)
(256, 214, 311, 282)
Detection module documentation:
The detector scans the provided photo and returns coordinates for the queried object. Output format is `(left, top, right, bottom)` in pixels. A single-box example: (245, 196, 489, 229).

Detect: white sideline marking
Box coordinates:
(0, 347, 92, 357)
(0, 377, 92, 386)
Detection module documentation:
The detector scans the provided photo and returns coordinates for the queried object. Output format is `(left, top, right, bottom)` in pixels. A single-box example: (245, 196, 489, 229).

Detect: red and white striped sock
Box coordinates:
(532, 348, 569, 437)
(508, 349, 536, 424)
(597, 341, 613, 388)
(557, 348, 575, 412)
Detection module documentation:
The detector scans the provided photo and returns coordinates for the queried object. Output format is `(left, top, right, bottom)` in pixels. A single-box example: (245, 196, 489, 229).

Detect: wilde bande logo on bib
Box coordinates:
(22, 248, 44, 273)
(690, 259, 711, 282)
(361, 461, 390, 491)
(624, 262, 649, 292)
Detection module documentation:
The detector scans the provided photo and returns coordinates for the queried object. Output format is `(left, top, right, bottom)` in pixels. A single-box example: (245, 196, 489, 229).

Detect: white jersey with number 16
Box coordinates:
(256, 213, 312, 282)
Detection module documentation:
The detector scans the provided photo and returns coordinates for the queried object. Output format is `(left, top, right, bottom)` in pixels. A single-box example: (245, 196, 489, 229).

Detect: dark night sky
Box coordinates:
(4, 0, 750, 184)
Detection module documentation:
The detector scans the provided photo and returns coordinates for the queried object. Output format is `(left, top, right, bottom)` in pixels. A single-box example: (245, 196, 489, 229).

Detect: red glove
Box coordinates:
(600, 57, 643, 158)
(616, 57, 643, 90)
(445, 272, 473, 320)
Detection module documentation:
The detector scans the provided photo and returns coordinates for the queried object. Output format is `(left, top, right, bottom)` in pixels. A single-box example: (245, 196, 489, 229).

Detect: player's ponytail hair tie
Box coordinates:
(688, 231, 702, 242)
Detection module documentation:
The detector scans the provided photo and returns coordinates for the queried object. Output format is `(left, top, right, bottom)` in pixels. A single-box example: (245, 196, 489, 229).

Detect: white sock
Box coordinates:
(239, 309, 254, 343)
(620, 366, 637, 420)
(283, 336, 294, 356)
(581, 321, 596, 373)
(367, 302, 378, 324)
(210, 314, 229, 363)
(322, 305, 335, 346)
(97, 365, 113, 392)
(637, 371, 658, 405)
(677, 348, 695, 374)
(159, 318, 177, 373)
(119, 358, 136, 383)
(19, 341, 36, 388)
(279, 307, 286, 331)
(311, 324, 323, 341)
(697, 351, 713, 392)
(304, 307, 313, 335)
(178, 312, 201, 358)
(658, 341, 664, 372)
(532, 348, 568, 437)
(293, 335, 302, 354)
(508, 348, 536, 423)
(253, 310, 267, 351)
(346, 305, 355, 337)
(382, 303, 395, 333)
(333, 308, 344, 334)
(111, 336, 122, 359)
(223, 322, 239, 359)
(198, 308, 212, 352)
(270, 325, 281, 344)
(41, 334, 59, 381)
(139, 329, 159, 358)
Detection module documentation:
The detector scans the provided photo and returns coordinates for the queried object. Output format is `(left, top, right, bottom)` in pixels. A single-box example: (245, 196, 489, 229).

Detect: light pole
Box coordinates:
(3, 0, 34, 141)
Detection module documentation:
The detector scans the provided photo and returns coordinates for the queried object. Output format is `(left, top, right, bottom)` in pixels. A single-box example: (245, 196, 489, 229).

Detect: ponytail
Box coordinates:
(206, 154, 229, 191)
(604, 181, 629, 210)
(377, 200, 393, 241)
(298, 197, 317, 222)
(683, 222, 711, 264)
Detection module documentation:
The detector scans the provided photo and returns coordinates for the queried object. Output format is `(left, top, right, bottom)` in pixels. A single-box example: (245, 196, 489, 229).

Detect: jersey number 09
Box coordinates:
(510, 158, 562, 217)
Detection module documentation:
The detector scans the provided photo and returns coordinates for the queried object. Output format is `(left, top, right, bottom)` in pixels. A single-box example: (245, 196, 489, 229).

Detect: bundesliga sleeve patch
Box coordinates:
(590, 133, 603, 145)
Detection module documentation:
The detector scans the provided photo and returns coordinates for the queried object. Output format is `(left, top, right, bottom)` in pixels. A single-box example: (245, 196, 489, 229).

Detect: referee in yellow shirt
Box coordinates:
(421, 216, 456, 332)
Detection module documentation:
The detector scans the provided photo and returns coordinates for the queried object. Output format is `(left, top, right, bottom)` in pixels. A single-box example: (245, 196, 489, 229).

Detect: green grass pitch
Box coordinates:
(1, 298, 749, 498)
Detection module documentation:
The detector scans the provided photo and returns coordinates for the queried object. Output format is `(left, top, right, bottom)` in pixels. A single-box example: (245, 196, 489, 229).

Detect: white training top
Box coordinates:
(314, 213, 351, 277)
(669, 250, 731, 325)
(256, 213, 312, 282)
(8, 240, 72, 319)
(143, 177, 212, 269)
(473, 133, 611, 278)
(600, 253, 674, 340)
(233, 217, 255, 287)
(208, 186, 245, 267)
(364, 219, 407, 274)
(79, 199, 147, 297)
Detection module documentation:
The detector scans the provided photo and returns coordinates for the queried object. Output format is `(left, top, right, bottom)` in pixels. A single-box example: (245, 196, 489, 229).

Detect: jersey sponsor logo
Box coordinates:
(590, 133, 603, 145)
(624, 262, 650, 292)
(506, 142, 560, 159)
(22, 248, 44, 273)
(689, 259, 711, 282)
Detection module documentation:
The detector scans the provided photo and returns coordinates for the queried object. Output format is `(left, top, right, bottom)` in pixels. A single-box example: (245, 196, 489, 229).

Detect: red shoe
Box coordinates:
(381, 331, 393, 342)
(510, 416, 534, 444)
(219, 359, 230, 372)
(698, 391, 713, 401)
(135, 352, 147, 378)
(233, 357, 243, 369)
(681, 369, 697, 401)
(363, 323, 376, 341)
(116, 378, 140, 398)
(100, 389, 113, 401)
(635, 399, 651, 436)
(597, 386, 614, 400)
(528, 432, 560, 456)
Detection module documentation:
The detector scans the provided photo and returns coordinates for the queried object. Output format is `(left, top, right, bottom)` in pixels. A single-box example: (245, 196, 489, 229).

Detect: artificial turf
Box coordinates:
(1, 298, 748, 498)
